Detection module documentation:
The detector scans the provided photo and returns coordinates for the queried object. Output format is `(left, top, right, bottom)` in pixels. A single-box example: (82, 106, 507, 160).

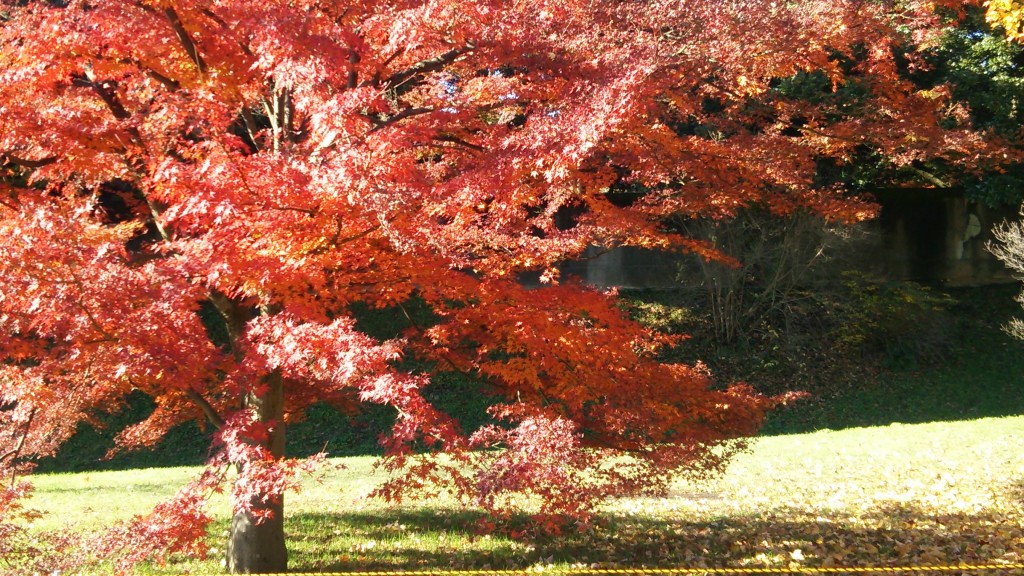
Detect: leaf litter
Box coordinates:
(584, 417, 1024, 572)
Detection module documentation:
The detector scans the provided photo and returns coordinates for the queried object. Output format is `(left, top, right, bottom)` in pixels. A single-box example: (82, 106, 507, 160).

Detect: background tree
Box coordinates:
(985, 0, 1024, 354)
(987, 0, 1024, 41)
(664, 2, 1024, 349)
(0, 0, 1006, 572)
(917, 4, 1024, 206)
(991, 216, 1024, 340)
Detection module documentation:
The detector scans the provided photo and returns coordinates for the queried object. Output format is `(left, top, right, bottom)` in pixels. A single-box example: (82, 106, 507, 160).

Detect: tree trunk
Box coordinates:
(227, 497, 287, 573)
(227, 371, 288, 573)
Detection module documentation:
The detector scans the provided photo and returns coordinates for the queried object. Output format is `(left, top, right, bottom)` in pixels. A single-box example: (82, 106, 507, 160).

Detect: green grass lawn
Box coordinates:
(25, 415, 1024, 574)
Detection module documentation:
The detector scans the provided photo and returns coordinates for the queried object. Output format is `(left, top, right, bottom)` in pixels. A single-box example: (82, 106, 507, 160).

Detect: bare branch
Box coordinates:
(185, 389, 225, 430)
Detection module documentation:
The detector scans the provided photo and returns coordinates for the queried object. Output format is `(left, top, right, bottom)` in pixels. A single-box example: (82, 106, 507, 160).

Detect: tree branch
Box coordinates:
(0, 153, 57, 168)
(358, 47, 405, 88)
(65, 269, 118, 341)
(72, 74, 131, 120)
(163, 6, 208, 74)
(906, 165, 950, 188)
(434, 134, 485, 152)
(145, 67, 181, 91)
(239, 202, 317, 216)
(208, 290, 248, 361)
(282, 89, 295, 145)
(185, 389, 225, 430)
(200, 8, 254, 57)
(262, 87, 295, 152)
(240, 107, 262, 152)
(368, 107, 434, 133)
(377, 45, 474, 90)
(133, 189, 173, 241)
(1, 408, 35, 487)
(347, 50, 360, 89)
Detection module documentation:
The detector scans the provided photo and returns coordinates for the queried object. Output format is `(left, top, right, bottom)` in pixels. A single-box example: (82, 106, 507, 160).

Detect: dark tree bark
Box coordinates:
(226, 371, 288, 573)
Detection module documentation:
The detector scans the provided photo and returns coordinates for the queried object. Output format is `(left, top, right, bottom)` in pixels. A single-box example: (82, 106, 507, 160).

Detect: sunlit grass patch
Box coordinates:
(28, 416, 1024, 574)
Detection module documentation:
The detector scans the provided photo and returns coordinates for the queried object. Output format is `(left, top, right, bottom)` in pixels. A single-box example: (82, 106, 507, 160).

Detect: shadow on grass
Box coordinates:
(760, 329, 1024, 436)
(760, 284, 1024, 436)
(283, 505, 1024, 574)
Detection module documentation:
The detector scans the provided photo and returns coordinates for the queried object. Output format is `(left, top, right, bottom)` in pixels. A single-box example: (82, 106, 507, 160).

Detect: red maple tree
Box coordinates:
(0, 0, 1004, 572)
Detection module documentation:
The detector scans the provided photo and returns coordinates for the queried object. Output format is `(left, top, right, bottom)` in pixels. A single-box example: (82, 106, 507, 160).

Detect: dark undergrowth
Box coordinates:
(37, 283, 1024, 473)
(624, 281, 1024, 435)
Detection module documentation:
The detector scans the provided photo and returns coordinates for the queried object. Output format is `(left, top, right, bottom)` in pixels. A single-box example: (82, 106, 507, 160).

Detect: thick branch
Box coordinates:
(262, 87, 295, 153)
(376, 45, 474, 90)
(906, 165, 950, 188)
(163, 7, 208, 74)
(281, 89, 294, 145)
(347, 50, 360, 89)
(200, 8, 229, 30)
(136, 192, 173, 241)
(145, 67, 181, 91)
(434, 134, 486, 152)
(358, 48, 405, 88)
(72, 74, 131, 120)
(185, 389, 226, 430)
(368, 107, 434, 133)
(200, 8, 254, 57)
(208, 290, 248, 360)
(0, 153, 57, 168)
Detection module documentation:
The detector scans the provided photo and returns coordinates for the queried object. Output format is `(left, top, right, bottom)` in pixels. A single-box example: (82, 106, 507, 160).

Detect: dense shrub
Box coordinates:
(829, 273, 958, 367)
(623, 274, 959, 398)
(670, 208, 869, 345)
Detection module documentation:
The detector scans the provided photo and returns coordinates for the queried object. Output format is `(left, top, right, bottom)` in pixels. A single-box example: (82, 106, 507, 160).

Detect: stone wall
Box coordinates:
(870, 189, 1018, 286)
(559, 246, 683, 289)
(557, 190, 1020, 289)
